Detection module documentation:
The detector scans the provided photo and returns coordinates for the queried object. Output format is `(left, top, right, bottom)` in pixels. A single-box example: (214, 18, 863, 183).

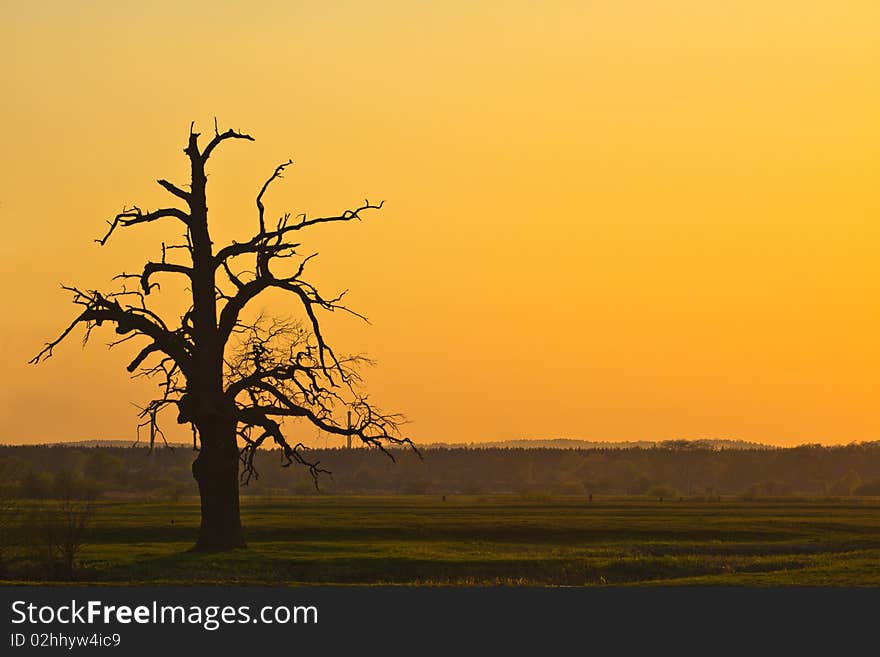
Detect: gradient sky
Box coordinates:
(1, 1, 877, 446)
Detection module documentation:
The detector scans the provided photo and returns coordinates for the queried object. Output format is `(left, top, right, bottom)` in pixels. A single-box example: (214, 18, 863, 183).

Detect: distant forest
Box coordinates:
(2, 442, 880, 500)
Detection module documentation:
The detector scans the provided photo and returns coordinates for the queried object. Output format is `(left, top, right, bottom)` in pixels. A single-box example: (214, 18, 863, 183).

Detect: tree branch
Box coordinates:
(157, 179, 190, 202)
(213, 199, 383, 265)
(201, 127, 254, 162)
(30, 287, 193, 375)
(97, 206, 190, 246)
(256, 160, 293, 234)
(140, 261, 193, 295)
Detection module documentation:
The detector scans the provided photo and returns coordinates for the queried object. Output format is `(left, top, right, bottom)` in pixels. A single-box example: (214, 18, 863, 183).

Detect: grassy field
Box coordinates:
(5, 496, 880, 586)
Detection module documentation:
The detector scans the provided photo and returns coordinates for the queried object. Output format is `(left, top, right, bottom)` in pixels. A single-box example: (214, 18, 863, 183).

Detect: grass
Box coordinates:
(5, 495, 880, 586)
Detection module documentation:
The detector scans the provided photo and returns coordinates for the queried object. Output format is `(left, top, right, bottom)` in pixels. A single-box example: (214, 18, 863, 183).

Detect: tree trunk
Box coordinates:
(191, 425, 245, 551)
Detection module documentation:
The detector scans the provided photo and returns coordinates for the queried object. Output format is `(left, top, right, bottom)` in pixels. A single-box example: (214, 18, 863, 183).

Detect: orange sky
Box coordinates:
(1, 2, 877, 446)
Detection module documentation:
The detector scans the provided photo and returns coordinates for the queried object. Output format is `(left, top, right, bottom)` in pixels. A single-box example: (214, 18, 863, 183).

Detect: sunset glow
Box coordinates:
(1, 1, 877, 446)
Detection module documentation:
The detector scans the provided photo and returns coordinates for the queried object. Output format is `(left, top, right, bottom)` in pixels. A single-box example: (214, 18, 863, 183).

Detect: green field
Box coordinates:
(5, 496, 880, 586)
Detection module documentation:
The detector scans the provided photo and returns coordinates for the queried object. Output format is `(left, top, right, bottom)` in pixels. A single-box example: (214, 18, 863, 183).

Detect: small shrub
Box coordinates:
(854, 479, 880, 496)
(25, 497, 94, 580)
(645, 484, 677, 500)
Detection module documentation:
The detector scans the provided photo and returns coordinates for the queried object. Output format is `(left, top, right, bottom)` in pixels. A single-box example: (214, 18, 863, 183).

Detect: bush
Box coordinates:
(0, 494, 19, 577)
(557, 482, 586, 495)
(19, 471, 54, 499)
(24, 498, 94, 580)
(854, 479, 880, 496)
(401, 479, 430, 494)
(829, 470, 862, 496)
(645, 484, 677, 500)
(627, 476, 653, 495)
(743, 479, 791, 499)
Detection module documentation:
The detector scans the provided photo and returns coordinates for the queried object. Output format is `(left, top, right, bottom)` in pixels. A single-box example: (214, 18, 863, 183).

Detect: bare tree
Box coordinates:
(33, 495, 94, 580)
(31, 122, 415, 551)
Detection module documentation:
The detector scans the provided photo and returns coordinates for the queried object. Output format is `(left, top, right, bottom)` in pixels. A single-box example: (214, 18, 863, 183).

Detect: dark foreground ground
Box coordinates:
(4, 496, 880, 586)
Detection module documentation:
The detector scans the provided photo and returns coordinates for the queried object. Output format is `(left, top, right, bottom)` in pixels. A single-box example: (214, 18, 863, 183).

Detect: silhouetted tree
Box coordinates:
(32, 122, 414, 550)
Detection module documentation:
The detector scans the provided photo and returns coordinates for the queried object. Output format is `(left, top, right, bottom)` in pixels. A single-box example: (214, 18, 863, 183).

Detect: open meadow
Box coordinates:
(4, 496, 880, 586)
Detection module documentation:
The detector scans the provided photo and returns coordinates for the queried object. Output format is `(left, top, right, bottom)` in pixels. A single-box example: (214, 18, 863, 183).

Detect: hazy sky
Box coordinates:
(1, 2, 877, 446)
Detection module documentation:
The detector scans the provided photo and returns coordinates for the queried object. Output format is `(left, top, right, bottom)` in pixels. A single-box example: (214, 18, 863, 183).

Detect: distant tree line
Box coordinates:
(1, 442, 880, 500)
